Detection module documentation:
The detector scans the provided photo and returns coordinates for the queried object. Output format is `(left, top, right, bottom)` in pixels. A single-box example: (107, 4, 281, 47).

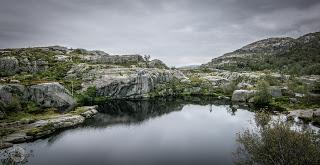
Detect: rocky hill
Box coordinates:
(203, 32, 320, 75)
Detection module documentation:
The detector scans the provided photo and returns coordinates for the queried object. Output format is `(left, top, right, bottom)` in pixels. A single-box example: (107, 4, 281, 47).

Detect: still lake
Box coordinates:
(4, 97, 256, 165)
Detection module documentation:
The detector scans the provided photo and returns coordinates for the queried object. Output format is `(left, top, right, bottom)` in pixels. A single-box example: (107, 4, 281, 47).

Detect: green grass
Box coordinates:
(2, 108, 59, 123)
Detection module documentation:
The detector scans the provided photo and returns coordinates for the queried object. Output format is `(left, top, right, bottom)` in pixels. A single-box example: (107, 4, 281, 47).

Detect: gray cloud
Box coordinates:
(0, 0, 320, 66)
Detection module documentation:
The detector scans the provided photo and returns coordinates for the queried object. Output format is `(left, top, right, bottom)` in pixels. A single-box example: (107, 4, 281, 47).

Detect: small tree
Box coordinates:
(144, 55, 151, 68)
(253, 80, 272, 106)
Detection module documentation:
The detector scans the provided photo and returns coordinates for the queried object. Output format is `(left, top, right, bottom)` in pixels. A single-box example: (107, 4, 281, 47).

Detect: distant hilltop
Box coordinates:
(202, 31, 320, 75)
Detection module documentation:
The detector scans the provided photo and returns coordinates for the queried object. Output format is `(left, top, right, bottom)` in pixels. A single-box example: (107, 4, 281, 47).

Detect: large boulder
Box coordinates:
(29, 83, 76, 111)
(0, 83, 76, 112)
(0, 56, 19, 76)
(231, 90, 256, 102)
(0, 84, 27, 107)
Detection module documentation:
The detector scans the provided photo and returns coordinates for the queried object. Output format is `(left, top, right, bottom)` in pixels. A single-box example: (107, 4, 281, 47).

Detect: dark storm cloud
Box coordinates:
(1, 0, 320, 66)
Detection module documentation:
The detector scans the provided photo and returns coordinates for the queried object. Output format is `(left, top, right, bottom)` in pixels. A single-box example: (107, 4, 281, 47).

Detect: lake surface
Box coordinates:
(2, 97, 256, 165)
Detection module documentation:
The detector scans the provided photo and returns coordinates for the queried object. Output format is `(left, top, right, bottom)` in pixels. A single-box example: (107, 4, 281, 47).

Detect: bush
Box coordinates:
(235, 112, 320, 165)
(76, 86, 108, 105)
(253, 80, 272, 106)
(25, 101, 41, 113)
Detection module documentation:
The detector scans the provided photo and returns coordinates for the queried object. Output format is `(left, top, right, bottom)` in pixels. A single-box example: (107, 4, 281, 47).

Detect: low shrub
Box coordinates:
(252, 80, 272, 106)
(235, 112, 320, 165)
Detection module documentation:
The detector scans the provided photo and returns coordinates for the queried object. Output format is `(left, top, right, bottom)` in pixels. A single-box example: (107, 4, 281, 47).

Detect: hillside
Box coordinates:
(202, 32, 320, 75)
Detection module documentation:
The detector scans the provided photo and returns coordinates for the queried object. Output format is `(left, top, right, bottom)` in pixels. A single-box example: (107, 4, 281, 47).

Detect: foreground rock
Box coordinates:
(1, 106, 98, 148)
(286, 109, 320, 124)
(0, 82, 76, 112)
(29, 82, 76, 111)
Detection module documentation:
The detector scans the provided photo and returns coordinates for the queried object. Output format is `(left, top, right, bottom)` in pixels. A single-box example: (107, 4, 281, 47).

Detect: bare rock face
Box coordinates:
(0, 82, 76, 112)
(0, 56, 49, 75)
(67, 64, 188, 98)
(0, 84, 28, 107)
(231, 90, 256, 102)
(29, 82, 76, 111)
(92, 68, 187, 98)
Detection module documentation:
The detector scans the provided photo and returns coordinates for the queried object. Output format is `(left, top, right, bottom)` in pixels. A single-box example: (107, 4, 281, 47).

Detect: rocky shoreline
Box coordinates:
(1, 32, 319, 150)
(0, 106, 98, 149)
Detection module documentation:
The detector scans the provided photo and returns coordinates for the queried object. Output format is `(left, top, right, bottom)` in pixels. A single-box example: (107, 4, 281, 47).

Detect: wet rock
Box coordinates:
(0, 142, 13, 149)
(4, 133, 32, 143)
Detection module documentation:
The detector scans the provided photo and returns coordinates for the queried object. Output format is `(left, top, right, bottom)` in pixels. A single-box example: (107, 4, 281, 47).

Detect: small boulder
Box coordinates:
(236, 82, 253, 90)
(232, 90, 256, 102)
(269, 86, 282, 97)
(54, 55, 71, 62)
(79, 106, 98, 118)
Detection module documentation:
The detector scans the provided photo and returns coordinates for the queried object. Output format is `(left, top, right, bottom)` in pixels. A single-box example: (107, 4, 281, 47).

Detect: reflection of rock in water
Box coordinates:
(85, 96, 232, 127)
(87, 98, 184, 126)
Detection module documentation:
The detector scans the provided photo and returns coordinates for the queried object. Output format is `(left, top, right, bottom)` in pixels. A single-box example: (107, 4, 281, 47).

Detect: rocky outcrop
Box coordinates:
(0, 84, 28, 107)
(203, 37, 296, 68)
(28, 82, 76, 111)
(0, 56, 19, 76)
(202, 32, 320, 75)
(0, 82, 76, 111)
(2, 106, 98, 146)
(149, 59, 168, 69)
(287, 109, 320, 124)
(231, 90, 256, 102)
(67, 64, 188, 98)
(0, 56, 49, 76)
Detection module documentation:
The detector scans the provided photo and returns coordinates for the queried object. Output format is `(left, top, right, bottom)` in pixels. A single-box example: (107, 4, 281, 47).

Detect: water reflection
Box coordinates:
(87, 96, 236, 126)
(1, 96, 255, 165)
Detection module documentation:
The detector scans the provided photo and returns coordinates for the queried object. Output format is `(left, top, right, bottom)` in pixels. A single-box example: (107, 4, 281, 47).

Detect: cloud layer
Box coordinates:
(1, 0, 320, 66)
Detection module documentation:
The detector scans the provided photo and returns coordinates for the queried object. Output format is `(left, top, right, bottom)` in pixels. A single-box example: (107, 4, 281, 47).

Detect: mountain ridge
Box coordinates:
(203, 31, 320, 75)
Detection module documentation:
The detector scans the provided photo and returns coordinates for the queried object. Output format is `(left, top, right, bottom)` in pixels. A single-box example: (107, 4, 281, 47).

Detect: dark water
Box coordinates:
(2, 97, 256, 165)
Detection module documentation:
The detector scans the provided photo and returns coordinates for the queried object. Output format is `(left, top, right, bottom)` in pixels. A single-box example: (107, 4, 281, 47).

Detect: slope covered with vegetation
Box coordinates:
(203, 32, 320, 75)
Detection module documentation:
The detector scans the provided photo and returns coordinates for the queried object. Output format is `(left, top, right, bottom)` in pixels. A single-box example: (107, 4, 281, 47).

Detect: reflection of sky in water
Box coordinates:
(7, 104, 256, 165)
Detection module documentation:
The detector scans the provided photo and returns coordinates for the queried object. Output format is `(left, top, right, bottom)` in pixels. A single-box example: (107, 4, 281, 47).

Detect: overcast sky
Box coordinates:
(1, 0, 320, 66)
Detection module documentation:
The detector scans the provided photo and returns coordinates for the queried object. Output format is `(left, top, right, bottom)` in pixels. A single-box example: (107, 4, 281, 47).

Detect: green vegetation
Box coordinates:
(209, 32, 320, 75)
(149, 76, 226, 98)
(3, 108, 59, 123)
(235, 112, 320, 165)
(252, 80, 272, 106)
(26, 123, 55, 136)
(76, 86, 109, 105)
